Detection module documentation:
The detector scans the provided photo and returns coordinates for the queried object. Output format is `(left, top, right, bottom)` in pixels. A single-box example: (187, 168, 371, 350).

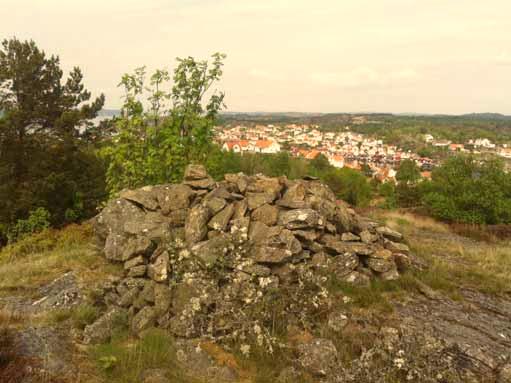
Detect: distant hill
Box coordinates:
(460, 113, 511, 121)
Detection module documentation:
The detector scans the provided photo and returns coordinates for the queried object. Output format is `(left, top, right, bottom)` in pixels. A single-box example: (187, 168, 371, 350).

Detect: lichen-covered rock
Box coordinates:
(157, 184, 194, 215)
(278, 208, 324, 230)
(83, 307, 127, 344)
(120, 187, 160, 211)
(498, 364, 511, 383)
(296, 338, 338, 377)
(148, 251, 170, 282)
(185, 205, 211, 245)
(376, 225, 403, 242)
(132, 306, 157, 334)
(385, 240, 410, 255)
(251, 203, 279, 226)
(105, 234, 153, 262)
(208, 204, 234, 231)
(246, 192, 275, 210)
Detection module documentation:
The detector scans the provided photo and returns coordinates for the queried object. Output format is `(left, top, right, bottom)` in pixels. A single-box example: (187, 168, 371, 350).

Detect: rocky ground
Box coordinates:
(0, 168, 510, 383)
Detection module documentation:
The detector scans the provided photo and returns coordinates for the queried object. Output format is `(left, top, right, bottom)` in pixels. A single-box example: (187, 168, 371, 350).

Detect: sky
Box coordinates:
(2, 0, 511, 114)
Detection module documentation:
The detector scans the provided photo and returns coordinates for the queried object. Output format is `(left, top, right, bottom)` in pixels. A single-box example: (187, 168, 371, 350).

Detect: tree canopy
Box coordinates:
(0, 38, 105, 240)
(101, 53, 226, 194)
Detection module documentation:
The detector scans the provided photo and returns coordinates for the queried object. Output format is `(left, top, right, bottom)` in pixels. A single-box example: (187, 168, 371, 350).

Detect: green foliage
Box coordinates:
(396, 159, 421, 183)
(98, 356, 118, 371)
(322, 168, 372, 206)
(422, 156, 511, 224)
(395, 159, 422, 207)
(308, 154, 330, 175)
(207, 149, 372, 206)
(378, 182, 398, 209)
(7, 208, 50, 243)
(0, 223, 92, 261)
(0, 38, 106, 233)
(102, 53, 226, 195)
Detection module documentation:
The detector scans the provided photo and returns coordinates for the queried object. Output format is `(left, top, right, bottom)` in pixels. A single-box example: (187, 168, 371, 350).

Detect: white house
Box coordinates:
(329, 154, 345, 168)
(255, 139, 281, 154)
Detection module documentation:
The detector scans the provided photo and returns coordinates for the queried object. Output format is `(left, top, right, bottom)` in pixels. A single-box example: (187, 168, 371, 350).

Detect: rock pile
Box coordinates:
(88, 165, 411, 347)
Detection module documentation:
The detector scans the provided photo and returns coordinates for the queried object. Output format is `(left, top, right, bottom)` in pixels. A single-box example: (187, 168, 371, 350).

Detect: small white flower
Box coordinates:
(393, 357, 405, 369)
(240, 344, 251, 356)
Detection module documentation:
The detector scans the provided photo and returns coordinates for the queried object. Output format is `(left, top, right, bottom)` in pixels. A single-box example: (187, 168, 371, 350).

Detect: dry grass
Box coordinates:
(370, 209, 511, 296)
(0, 224, 121, 297)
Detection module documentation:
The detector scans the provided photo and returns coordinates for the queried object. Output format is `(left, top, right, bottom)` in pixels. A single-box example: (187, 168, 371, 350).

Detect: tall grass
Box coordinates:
(91, 329, 193, 383)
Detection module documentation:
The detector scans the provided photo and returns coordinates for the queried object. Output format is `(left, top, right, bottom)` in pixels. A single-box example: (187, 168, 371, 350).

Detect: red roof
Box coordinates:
(256, 140, 273, 149)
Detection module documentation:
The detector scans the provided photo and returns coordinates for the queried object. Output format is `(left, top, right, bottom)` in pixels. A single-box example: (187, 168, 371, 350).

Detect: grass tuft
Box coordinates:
(91, 328, 193, 383)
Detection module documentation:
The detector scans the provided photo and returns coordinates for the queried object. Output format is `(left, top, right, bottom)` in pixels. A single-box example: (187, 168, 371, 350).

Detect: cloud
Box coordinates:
(248, 69, 285, 81)
(309, 67, 419, 88)
(495, 51, 511, 65)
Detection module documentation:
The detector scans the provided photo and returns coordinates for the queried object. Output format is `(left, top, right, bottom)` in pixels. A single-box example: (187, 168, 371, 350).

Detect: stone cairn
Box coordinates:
(86, 165, 411, 348)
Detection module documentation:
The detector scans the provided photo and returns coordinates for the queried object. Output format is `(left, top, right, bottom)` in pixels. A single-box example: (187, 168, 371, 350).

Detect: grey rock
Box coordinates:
(123, 211, 172, 239)
(205, 197, 227, 215)
(246, 192, 275, 210)
(333, 204, 353, 233)
(385, 240, 410, 255)
(277, 182, 307, 208)
(120, 187, 160, 210)
(247, 175, 283, 197)
(132, 306, 157, 334)
(119, 287, 140, 307)
(366, 249, 395, 273)
(208, 203, 235, 231)
(83, 307, 127, 344)
(232, 199, 248, 219)
(341, 232, 361, 242)
(140, 281, 156, 303)
(248, 221, 270, 243)
(191, 234, 231, 268)
(376, 225, 403, 242)
(124, 255, 145, 270)
(360, 230, 378, 244)
(278, 208, 324, 230)
(184, 177, 215, 190)
(251, 203, 280, 226)
(297, 338, 338, 377)
(94, 198, 145, 242)
(157, 184, 194, 215)
(497, 363, 511, 383)
(185, 204, 211, 245)
(252, 228, 302, 264)
(154, 283, 172, 315)
(147, 251, 170, 282)
(292, 229, 320, 242)
(184, 164, 208, 180)
(127, 265, 147, 277)
(105, 234, 154, 262)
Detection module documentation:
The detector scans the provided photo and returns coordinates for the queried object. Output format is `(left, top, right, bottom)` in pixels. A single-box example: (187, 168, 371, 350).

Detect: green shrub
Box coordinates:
(0, 223, 92, 261)
(72, 304, 100, 330)
(7, 208, 51, 243)
(422, 156, 511, 224)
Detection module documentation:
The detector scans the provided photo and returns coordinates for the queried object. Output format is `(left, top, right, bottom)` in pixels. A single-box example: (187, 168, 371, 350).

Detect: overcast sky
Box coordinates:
(3, 0, 511, 114)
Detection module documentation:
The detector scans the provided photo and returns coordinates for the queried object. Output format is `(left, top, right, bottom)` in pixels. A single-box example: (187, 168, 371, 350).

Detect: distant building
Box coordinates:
(329, 154, 345, 168)
(255, 139, 280, 154)
(449, 144, 465, 152)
